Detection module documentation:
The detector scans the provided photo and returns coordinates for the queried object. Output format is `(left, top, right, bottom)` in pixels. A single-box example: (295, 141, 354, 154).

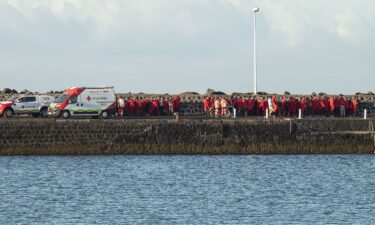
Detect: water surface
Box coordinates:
(1, 155, 375, 224)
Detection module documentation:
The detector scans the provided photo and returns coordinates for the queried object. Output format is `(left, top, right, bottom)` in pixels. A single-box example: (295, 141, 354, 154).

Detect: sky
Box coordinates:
(0, 0, 374, 94)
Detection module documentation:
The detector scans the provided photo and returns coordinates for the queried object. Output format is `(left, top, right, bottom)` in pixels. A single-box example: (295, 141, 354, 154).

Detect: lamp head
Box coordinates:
(253, 8, 260, 12)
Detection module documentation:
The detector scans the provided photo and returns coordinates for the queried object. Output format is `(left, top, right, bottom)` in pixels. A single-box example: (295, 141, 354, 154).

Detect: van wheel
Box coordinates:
(40, 108, 48, 118)
(4, 108, 14, 118)
(62, 110, 70, 119)
(101, 111, 109, 119)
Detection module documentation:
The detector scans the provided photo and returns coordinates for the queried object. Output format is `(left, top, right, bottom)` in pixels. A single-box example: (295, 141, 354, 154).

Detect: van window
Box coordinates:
(69, 96, 78, 104)
(17, 97, 26, 103)
(26, 97, 36, 102)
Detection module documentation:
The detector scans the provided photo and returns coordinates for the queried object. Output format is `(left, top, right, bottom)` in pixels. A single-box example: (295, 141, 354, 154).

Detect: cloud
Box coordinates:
(0, 0, 375, 94)
(334, 7, 373, 42)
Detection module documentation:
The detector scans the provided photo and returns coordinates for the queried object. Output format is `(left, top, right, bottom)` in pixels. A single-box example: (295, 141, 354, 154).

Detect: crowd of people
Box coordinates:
(115, 95, 361, 118)
(116, 96, 182, 117)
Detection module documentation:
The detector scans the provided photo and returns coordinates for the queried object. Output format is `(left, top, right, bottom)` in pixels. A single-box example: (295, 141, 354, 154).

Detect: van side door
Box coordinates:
(13, 97, 27, 113)
(26, 96, 39, 113)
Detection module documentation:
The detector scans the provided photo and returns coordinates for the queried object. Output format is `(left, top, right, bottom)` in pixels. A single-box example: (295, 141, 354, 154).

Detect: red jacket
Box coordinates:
(172, 97, 181, 112)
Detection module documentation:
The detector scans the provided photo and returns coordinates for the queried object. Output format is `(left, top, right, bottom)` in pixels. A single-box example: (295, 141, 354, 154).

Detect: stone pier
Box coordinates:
(0, 118, 374, 155)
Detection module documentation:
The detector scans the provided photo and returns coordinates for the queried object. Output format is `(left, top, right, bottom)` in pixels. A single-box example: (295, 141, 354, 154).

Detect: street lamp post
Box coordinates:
(253, 7, 259, 95)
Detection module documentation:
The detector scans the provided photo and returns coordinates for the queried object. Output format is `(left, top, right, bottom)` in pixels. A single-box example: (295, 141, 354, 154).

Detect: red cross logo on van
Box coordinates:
(86, 96, 92, 101)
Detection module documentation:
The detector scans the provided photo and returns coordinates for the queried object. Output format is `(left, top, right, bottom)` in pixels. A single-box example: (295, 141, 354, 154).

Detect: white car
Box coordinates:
(0, 95, 55, 118)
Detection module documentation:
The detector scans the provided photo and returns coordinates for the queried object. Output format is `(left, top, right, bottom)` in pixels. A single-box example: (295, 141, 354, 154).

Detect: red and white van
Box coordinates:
(48, 87, 116, 119)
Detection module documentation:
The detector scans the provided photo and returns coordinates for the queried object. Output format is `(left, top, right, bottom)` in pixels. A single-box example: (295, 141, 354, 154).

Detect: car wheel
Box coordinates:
(40, 108, 48, 118)
(62, 110, 70, 119)
(4, 108, 14, 118)
(101, 111, 109, 119)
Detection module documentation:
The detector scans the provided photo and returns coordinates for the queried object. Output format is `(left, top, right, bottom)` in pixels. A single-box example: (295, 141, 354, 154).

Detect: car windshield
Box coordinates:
(55, 94, 69, 103)
(6, 96, 18, 102)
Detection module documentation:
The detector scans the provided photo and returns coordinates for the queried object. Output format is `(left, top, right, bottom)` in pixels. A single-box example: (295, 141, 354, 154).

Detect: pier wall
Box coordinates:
(0, 118, 374, 155)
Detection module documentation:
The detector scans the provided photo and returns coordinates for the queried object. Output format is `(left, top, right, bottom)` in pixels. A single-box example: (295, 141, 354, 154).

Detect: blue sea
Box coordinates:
(1, 155, 375, 224)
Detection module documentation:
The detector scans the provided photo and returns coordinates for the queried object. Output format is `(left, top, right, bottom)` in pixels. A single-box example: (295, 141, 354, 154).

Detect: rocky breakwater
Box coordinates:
(0, 118, 374, 155)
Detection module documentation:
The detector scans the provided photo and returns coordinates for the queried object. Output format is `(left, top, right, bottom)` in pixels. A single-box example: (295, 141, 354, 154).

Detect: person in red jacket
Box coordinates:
(344, 97, 350, 116)
(257, 97, 264, 116)
(151, 97, 159, 116)
(163, 97, 170, 115)
(248, 96, 256, 116)
(128, 96, 135, 115)
(299, 97, 306, 116)
(263, 98, 269, 116)
(319, 97, 325, 116)
(142, 96, 150, 116)
(203, 97, 210, 113)
(243, 97, 249, 116)
(172, 96, 181, 113)
(311, 96, 318, 115)
(281, 97, 288, 117)
(288, 97, 295, 117)
(338, 95, 346, 117)
(135, 97, 142, 116)
(334, 97, 339, 116)
(237, 97, 245, 116)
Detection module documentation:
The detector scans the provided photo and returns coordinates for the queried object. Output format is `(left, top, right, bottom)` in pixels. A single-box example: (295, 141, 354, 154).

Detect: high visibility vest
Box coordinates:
(214, 100, 221, 109)
(221, 99, 228, 108)
(118, 99, 125, 108)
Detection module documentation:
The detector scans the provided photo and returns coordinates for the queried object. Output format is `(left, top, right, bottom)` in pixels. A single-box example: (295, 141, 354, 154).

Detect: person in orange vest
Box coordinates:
(203, 96, 210, 114)
(352, 96, 358, 116)
(329, 96, 335, 117)
(117, 96, 125, 117)
(221, 97, 228, 116)
(214, 97, 221, 117)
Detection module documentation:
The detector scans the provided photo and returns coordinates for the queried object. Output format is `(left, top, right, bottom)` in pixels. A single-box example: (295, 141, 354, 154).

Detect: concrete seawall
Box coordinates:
(0, 118, 374, 155)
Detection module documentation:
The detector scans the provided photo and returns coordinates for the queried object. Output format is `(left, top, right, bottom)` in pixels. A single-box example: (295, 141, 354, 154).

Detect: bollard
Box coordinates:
(298, 109, 302, 119)
(364, 109, 368, 120)
(266, 109, 269, 119)
(233, 108, 237, 119)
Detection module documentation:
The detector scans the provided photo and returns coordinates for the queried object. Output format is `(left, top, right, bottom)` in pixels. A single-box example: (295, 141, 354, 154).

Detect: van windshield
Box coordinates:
(55, 94, 69, 103)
